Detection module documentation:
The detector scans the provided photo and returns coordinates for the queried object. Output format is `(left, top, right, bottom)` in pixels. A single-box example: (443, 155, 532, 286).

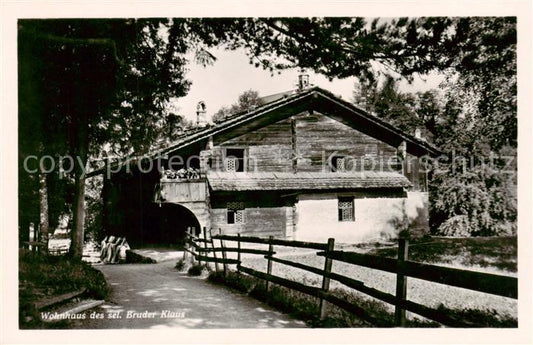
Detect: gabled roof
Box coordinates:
(87, 87, 441, 177)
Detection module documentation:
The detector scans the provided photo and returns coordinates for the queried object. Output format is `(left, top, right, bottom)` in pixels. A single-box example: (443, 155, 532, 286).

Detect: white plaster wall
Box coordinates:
(295, 192, 428, 244)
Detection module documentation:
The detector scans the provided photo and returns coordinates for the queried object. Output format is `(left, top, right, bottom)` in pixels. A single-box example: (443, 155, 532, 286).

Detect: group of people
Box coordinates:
(100, 236, 129, 264)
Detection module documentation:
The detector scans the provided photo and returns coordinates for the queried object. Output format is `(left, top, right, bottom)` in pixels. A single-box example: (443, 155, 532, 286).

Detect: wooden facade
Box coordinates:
(98, 87, 439, 245)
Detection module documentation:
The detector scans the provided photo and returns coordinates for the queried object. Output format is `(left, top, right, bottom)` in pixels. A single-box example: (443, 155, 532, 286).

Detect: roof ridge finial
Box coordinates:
(297, 68, 310, 92)
(196, 101, 207, 127)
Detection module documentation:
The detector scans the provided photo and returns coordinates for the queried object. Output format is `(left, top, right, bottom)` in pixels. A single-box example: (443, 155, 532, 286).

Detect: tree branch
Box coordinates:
(19, 26, 124, 65)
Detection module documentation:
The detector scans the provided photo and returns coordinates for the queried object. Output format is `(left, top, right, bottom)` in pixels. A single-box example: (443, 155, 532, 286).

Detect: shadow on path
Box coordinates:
(69, 259, 306, 329)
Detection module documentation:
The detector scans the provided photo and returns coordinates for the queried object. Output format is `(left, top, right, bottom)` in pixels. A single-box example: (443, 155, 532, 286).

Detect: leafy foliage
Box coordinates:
(357, 74, 517, 236)
(353, 76, 420, 135)
(189, 17, 515, 84)
(211, 89, 264, 123)
(430, 164, 516, 237)
(437, 215, 473, 237)
(18, 19, 202, 252)
(351, 17, 516, 237)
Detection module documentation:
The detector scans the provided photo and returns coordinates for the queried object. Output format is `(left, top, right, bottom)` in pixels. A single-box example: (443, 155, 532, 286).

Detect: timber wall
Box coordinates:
(211, 112, 401, 174)
(294, 113, 399, 172)
(210, 206, 290, 238)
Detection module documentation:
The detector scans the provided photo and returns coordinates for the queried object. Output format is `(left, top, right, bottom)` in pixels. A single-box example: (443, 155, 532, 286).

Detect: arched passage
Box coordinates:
(142, 203, 201, 247)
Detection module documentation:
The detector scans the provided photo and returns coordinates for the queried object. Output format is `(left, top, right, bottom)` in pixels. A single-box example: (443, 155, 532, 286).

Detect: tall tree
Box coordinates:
(18, 19, 199, 257)
(353, 76, 420, 135)
(212, 89, 263, 123)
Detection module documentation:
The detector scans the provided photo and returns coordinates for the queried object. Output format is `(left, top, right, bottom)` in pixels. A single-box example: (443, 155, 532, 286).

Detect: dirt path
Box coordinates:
(68, 260, 306, 329)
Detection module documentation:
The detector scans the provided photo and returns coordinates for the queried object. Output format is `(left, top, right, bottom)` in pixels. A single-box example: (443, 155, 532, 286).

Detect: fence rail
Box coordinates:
(316, 250, 517, 299)
(182, 227, 517, 327)
(213, 234, 328, 250)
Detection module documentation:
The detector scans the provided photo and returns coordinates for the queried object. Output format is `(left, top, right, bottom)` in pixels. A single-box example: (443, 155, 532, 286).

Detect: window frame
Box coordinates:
(331, 155, 347, 172)
(338, 196, 355, 222)
(224, 148, 246, 172)
(227, 201, 245, 225)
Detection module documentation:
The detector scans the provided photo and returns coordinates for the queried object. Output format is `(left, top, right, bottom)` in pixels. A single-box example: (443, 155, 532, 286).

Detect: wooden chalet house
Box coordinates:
(94, 85, 440, 246)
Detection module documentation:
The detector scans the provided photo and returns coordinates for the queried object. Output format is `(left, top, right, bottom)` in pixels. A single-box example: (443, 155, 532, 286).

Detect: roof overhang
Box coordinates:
(207, 171, 411, 192)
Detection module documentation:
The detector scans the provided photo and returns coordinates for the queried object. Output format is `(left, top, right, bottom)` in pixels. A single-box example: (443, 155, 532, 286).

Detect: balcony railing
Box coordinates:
(155, 168, 207, 203)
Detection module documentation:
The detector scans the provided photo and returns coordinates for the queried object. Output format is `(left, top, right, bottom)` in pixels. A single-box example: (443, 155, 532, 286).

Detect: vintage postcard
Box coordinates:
(1, 1, 532, 344)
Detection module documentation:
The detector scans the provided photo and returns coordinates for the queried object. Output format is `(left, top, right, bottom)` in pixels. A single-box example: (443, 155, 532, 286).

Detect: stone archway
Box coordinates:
(143, 203, 202, 246)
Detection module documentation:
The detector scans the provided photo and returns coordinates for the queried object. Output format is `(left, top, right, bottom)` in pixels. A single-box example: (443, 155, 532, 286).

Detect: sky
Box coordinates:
(173, 47, 445, 124)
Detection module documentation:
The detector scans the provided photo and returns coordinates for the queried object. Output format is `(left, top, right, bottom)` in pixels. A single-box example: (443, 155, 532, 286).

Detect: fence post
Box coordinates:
(183, 227, 190, 262)
(190, 227, 197, 266)
(237, 233, 241, 275)
(202, 227, 209, 269)
(394, 237, 409, 327)
(218, 229, 228, 277)
(265, 236, 274, 293)
(209, 228, 220, 273)
(192, 226, 202, 266)
(319, 238, 335, 320)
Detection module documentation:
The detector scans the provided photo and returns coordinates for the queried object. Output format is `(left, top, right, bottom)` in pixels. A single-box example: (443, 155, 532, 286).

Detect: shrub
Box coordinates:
(187, 264, 204, 276)
(437, 215, 472, 237)
(175, 259, 186, 271)
(430, 165, 516, 237)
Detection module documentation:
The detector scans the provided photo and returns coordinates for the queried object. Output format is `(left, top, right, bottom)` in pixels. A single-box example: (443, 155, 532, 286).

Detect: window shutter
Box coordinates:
(226, 157, 236, 172)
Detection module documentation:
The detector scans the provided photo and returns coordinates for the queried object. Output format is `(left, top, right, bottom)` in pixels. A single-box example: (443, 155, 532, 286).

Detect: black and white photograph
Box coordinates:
(1, 1, 532, 344)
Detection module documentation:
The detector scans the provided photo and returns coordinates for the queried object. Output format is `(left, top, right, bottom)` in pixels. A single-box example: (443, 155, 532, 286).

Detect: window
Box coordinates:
(331, 156, 346, 172)
(225, 148, 245, 172)
(227, 202, 245, 224)
(338, 197, 354, 222)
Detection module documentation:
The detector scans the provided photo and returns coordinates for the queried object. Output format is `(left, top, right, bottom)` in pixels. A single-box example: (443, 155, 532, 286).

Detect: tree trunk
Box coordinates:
(70, 170, 86, 259)
(70, 130, 88, 259)
(70, 104, 89, 259)
(38, 169, 49, 252)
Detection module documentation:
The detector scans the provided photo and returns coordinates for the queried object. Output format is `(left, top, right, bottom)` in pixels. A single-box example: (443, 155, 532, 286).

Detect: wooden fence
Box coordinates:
(22, 241, 70, 256)
(183, 227, 517, 327)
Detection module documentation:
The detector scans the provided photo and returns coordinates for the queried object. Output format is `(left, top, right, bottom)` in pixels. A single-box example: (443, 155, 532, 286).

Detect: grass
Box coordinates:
(365, 236, 517, 273)
(208, 271, 437, 328)
(19, 249, 109, 329)
(435, 304, 517, 328)
(209, 270, 517, 328)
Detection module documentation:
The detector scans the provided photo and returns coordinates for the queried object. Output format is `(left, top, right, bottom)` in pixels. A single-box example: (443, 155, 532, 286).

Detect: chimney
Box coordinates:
(414, 127, 423, 140)
(297, 70, 310, 92)
(196, 101, 207, 127)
